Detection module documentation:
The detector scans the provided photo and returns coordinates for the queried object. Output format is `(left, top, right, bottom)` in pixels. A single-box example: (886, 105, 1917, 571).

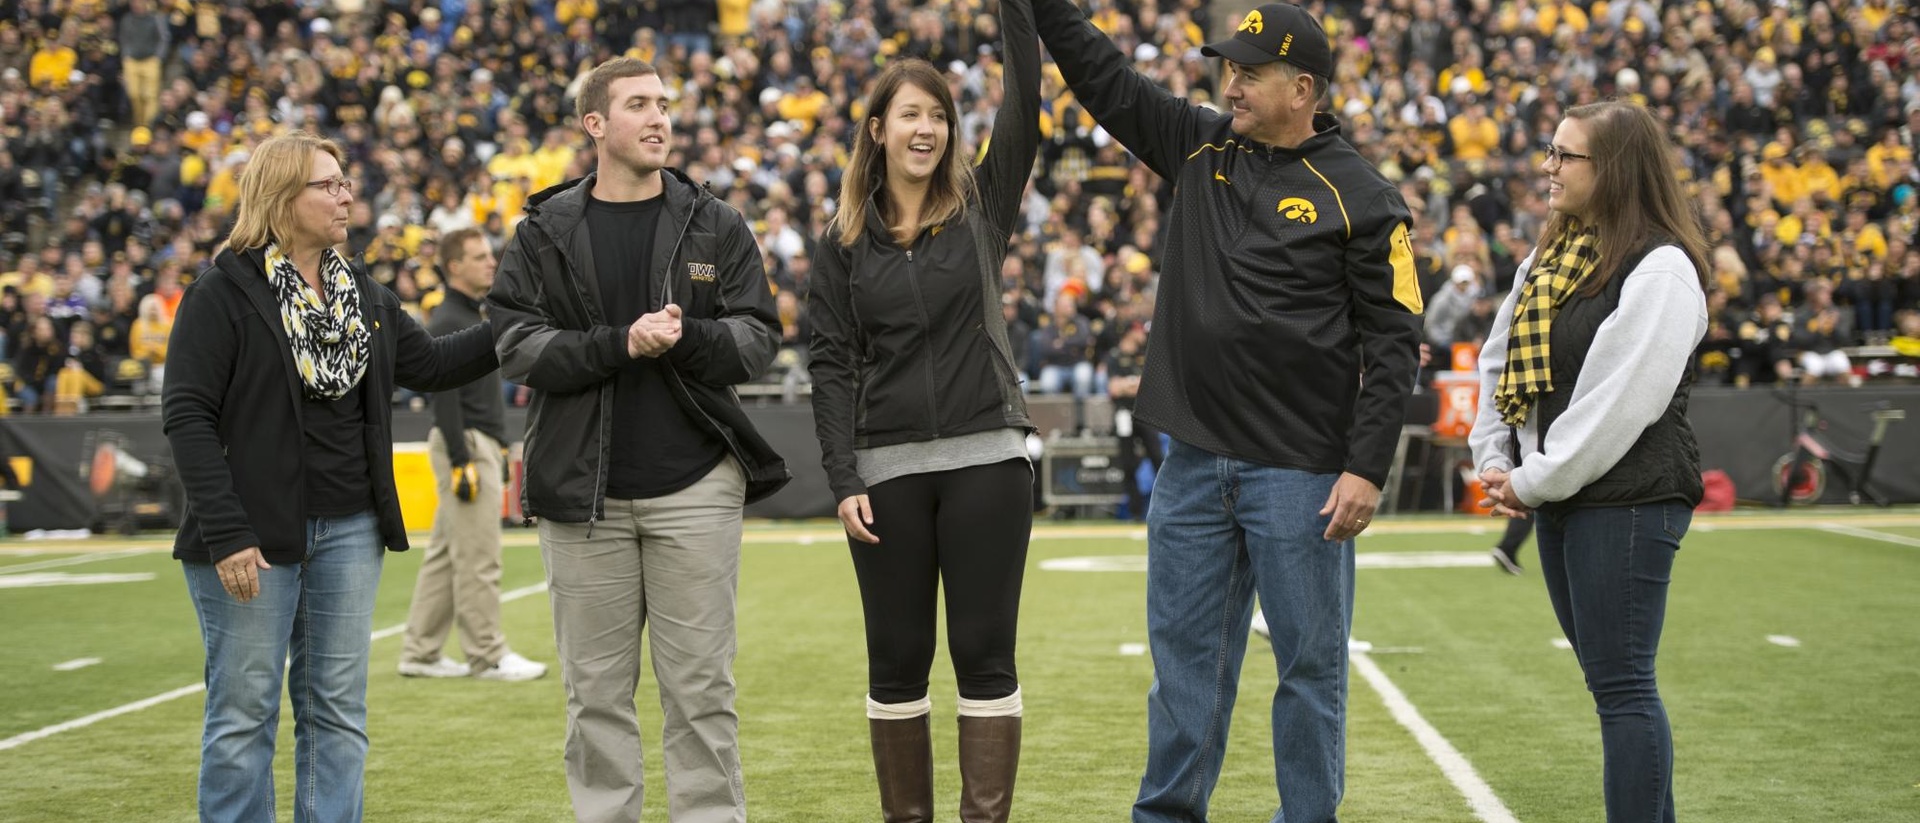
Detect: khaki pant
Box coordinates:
(123, 56, 162, 127)
(400, 428, 508, 670)
(539, 456, 748, 823)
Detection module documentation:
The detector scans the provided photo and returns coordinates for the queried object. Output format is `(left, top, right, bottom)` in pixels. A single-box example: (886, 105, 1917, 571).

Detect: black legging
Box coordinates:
(850, 458, 1032, 704)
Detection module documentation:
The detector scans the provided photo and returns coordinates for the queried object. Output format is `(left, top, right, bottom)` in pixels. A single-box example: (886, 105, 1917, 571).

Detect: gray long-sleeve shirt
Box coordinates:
(1468, 246, 1707, 507)
(119, 12, 170, 61)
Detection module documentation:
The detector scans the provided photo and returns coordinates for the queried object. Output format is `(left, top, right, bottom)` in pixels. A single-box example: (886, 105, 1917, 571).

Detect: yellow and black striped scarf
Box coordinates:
(1494, 223, 1600, 426)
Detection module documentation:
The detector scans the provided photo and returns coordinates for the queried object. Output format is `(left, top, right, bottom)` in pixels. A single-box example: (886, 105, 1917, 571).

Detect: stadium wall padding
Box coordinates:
(2, 386, 1917, 534)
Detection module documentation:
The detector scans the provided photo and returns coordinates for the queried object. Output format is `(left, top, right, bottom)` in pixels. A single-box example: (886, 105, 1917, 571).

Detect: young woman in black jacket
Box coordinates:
(805, 1, 1037, 819)
(162, 130, 494, 823)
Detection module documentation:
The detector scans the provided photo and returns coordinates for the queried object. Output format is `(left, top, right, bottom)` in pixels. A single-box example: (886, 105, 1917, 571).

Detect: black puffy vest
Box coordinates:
(1530, 240, 1704, 511)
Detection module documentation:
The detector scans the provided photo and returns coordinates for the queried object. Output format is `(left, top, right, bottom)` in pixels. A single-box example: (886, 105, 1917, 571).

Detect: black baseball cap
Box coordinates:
(1202, 3, 1333, 79)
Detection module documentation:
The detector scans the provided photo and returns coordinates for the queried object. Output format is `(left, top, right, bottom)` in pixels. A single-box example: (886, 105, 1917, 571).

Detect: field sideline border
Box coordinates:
(7, 508, 1920, 555)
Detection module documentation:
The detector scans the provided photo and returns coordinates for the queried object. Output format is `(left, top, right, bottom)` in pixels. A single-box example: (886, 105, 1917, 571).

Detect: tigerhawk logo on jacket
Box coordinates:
(1277, 197, 1318, 224)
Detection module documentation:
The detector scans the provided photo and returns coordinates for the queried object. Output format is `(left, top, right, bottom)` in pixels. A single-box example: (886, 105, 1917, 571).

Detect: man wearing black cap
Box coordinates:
(1032, 2, 1424, 821)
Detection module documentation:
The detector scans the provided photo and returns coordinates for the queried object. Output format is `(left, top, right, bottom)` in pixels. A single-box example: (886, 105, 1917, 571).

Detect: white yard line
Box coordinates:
(1816, 524, 1920, 548)
(0, 549, 157, 574)
(1351, 649, 1520, 823)
(0, 582, 550, 753)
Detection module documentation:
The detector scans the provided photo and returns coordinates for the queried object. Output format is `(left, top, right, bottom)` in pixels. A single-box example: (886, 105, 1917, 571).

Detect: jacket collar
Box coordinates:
(523, 166, 711, 233)
(1249, 112, 1345, 156)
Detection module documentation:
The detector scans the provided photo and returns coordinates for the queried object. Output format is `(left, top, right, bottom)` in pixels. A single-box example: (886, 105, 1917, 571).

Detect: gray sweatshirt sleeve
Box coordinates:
(1507, 246, 1707, 507)
(1468, 253, 1531, 476)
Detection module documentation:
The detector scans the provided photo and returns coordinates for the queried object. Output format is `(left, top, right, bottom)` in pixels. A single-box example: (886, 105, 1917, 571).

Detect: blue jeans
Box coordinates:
(182, 510, 384, 823)
(1136, 440, 1353, 823)
(1535, 502, 1689, 823)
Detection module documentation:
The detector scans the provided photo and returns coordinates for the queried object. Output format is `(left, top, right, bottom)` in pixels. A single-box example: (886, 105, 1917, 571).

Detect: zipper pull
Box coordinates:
(906, 250, 913, 262)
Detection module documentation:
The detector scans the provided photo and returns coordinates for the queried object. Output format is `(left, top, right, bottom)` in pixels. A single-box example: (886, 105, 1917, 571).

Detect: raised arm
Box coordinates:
(974, 0, 1040, 236)
(1031, 0, 1223, 179)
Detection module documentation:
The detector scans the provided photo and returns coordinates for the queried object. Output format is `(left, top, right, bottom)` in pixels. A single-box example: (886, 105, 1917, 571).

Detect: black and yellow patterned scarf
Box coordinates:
(1494, 223, 1600, 426)
(264, 244, 370, 401)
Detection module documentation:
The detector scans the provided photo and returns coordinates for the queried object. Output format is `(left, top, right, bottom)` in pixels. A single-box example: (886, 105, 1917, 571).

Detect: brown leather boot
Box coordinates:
(957, 715, 1021, 823)
(870, 715, 935, 823)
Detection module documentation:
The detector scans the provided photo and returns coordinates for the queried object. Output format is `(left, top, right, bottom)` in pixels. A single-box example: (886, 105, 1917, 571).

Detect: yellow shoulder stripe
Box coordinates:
(1299, 159, 1351, 240)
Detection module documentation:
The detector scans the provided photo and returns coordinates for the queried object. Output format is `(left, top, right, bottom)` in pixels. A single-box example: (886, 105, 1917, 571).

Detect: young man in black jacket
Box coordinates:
(487, 57, 787, 823)
(397, 227, 548, 683)
(1032, 3, 1424, 822)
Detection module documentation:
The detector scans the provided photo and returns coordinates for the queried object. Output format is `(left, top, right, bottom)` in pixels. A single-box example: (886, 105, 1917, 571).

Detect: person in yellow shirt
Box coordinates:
(554, 0, 597, 26)
(179, 110, 221, 155)
(1866, 130, 1912, 190)
(1860, 0, 1893, 31)
(717, 0, 750, 39)
(1448, 103, 1501, 161)
(129, 293, 172, 385)
(0, 256, 55, 298)
(528, 129, 577, 192)
(1841, 208, 1888, 262)
(1797, 146, 1842, 203)
(1758, 142, 1806, 208)
(1537, 0, 1590, 35)
(27, 26, 78, 91)
(1437, 46, 1490, 98)
(776, 75, 831, 135)
(485, 137, 538, 187)
(201, 148, 248, 217)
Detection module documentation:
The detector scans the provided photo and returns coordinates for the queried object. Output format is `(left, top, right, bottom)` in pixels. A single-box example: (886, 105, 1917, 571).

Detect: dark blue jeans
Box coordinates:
(1535, 501, 1690, 823)
(1136, 440, 1352, 823)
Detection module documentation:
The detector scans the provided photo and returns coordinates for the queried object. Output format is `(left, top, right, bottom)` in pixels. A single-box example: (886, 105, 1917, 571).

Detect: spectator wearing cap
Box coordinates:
(1426, 264, 1483, 349)
(1034, 2, 1423, 821)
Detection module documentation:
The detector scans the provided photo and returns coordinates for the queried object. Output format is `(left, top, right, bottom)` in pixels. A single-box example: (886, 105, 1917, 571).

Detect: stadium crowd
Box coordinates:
(1, 0, 1918, 415)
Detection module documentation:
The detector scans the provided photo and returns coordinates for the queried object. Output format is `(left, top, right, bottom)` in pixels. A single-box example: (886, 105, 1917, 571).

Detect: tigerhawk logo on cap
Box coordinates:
(1237, 11, 1263, 33)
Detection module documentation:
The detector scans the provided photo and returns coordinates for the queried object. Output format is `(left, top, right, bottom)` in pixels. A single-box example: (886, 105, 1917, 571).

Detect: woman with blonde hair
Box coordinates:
(1470, 100, 1711, 823)
(130, 292, 171, 388)
(163, 130, 495, 823)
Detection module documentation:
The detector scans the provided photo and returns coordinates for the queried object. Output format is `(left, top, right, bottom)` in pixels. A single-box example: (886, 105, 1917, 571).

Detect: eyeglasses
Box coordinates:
(305, 176, 355, 197)
(1541, 144, 1593, 167)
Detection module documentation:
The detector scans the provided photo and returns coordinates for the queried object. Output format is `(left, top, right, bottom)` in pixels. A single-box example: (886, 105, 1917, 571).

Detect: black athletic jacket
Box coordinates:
(805, 0, 1038, 503)
(1035, 0, 1424, 486)
(488, 168, 790, 521)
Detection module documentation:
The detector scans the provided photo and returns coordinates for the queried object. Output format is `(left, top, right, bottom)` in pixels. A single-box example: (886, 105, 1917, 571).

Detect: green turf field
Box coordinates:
(2, 511, 1917, 822)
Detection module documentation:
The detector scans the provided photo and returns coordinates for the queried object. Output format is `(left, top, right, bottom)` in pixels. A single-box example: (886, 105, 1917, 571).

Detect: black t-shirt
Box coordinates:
(303, 388, 373, 516)
(586, 193, 724, 499)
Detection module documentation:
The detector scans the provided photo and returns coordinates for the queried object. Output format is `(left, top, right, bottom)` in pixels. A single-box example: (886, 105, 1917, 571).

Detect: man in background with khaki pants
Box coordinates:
(398, 227, 547, 682)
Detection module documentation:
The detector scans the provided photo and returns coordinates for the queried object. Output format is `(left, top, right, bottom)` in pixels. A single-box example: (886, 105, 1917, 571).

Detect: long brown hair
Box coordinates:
(832, 59, 974, 247)
(1538, 100, 1709, 295)
(225, 131, 346, 253)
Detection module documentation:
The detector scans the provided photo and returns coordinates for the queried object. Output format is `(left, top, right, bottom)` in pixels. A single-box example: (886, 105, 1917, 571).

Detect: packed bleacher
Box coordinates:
(1, 0, 1917, 417)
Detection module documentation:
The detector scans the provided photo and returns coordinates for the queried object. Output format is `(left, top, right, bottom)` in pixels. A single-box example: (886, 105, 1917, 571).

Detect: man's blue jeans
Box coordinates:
(1535, 501, 1689, 823)
(1135, 439, 1353, 823)
(182, 510, 384, 823)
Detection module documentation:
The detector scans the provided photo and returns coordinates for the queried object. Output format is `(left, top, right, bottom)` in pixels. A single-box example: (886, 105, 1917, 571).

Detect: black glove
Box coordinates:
(452, 462, 477, 502)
